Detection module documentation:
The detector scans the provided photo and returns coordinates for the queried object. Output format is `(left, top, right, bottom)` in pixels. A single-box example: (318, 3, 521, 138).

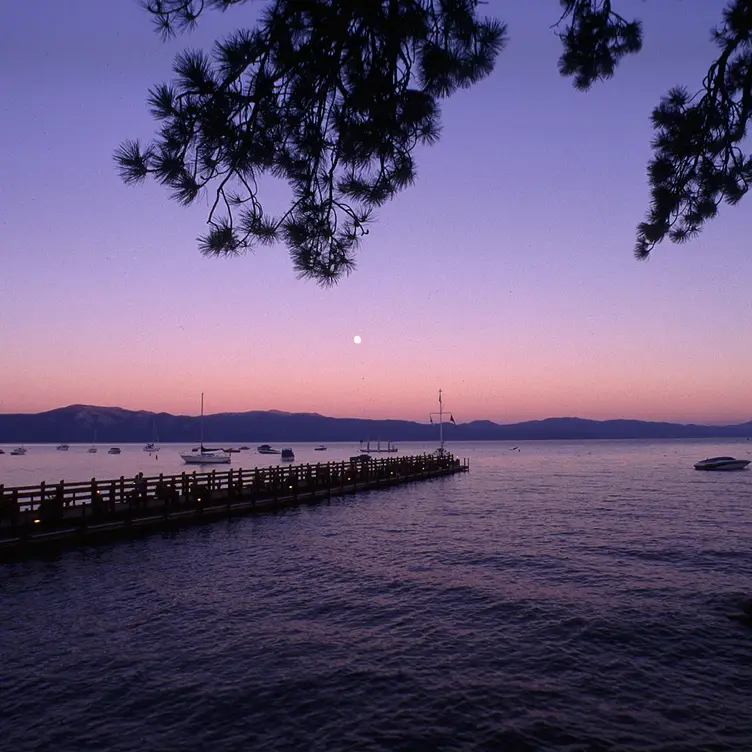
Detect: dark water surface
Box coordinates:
(2, 440, 752, 751)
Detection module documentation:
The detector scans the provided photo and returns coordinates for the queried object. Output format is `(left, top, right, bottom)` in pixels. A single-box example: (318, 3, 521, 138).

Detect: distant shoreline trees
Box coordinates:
(116, 0, 752, 284)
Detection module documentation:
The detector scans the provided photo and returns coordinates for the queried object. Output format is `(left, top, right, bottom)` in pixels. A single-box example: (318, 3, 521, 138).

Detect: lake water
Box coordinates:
(2, 439, 752, 751)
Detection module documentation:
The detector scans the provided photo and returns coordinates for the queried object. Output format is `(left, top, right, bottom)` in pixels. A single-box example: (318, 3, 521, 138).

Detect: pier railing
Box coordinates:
(0, 453, 468, 539)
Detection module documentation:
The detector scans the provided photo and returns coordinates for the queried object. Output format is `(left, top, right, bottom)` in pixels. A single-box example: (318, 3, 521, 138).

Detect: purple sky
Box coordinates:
(2, 0, 751, 425)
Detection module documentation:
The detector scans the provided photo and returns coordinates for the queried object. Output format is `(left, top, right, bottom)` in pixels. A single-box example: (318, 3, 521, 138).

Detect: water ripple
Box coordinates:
(3, 440, 752, 750)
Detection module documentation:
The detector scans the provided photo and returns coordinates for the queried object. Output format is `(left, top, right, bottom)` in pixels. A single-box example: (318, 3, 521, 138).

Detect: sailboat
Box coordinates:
(359, 439, 398, 453)
(143, 419, 161, 452)
(180, 394, 230, 465)
(87, 426, 98, 453)
(429, 389, 456, 457)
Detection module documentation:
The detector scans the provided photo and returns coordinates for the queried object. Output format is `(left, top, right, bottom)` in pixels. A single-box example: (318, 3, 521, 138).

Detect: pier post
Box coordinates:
(109, 481, 116, 514)
(91, 478, 101, 519)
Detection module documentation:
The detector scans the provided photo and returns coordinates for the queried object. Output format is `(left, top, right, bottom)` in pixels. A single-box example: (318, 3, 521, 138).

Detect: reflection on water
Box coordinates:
(2, 439, 752, 751)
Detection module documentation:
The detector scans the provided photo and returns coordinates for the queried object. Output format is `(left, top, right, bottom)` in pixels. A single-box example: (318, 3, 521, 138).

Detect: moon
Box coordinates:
(353, 335, 362, 344)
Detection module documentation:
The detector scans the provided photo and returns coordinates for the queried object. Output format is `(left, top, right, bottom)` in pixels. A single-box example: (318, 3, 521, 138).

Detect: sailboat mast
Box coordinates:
(200, 392, 204, 448)
(439, 389, 444, 453)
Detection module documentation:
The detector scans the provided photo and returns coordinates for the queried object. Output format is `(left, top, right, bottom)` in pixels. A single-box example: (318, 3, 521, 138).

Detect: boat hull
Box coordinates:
(694, 457, 750, 471)
(181, 452, 231, 465)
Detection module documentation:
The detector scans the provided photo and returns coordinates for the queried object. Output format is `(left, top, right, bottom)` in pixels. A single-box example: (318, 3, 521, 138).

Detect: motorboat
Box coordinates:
(314, 445, 327, 451)
(694, 456, 751, 471)
(0, 449, 4, 454)
(239, 446, 250, 451)
(56, 444, 69, 451)
(108, 447, 121, 454)
(281, 448, 295, 461)
(180, 394, 231, 465)
(257, 444, 281, 454)
(349, 453, 371, 463)
(143, 442, 159, 453)
(10, 446, 27, 456)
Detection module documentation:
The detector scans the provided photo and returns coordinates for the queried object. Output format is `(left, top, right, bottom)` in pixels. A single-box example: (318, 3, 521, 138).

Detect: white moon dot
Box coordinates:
(353, 335, 362, 344)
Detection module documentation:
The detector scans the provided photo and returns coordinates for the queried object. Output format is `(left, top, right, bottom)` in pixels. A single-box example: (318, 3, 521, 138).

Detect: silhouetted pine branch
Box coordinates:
(117, 0, 752, 282)
(554, 0, 642, 90)
(635, 0, 752, 258)
(118, 0, 506, 285)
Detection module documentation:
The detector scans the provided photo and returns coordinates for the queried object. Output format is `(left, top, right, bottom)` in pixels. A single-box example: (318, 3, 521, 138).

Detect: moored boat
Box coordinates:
(182, 447, 231, 465)
(314, 445, 327, 451)
(359, 439, 398, 453)
(143, 420, 160, 452)
(10, 446, 26, 456)
(694, 456, 750, 471)
(257, 444, 281, 454)
(281, 448, 295, 461)
(180, 394, 231, 465)
(56, 444, 69, 451)
(108, 447, 121, 454)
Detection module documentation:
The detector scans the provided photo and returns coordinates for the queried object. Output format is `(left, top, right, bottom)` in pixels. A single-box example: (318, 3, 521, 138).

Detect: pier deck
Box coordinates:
(0, 453, 468, 558)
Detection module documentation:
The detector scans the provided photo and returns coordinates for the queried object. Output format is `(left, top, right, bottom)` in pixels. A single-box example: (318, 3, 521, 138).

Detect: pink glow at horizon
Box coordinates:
(2, 1, 752, 427)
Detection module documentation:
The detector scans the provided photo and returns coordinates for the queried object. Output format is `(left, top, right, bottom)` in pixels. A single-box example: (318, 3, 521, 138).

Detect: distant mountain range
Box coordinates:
(0, 405, 751, 444)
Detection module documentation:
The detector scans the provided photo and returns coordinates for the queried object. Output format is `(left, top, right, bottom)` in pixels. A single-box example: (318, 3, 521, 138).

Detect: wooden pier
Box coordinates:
(0, 453, 469, 558)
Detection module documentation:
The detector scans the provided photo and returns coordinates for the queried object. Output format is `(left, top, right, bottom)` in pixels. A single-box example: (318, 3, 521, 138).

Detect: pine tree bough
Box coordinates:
(636, 1, 752, 258)
(115, 1, 752, 283)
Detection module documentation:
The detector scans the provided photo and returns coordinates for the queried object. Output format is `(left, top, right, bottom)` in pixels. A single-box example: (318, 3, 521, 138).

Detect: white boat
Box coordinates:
(10, 446, 27, 456)
(56, 443, 69, 451)
(257, 444, 280, 454)
(180, 394, 230, 465)
(314, 445, 327, 451)
(143, 420, 160, 452)
(694, 456, 750, 471)
(281, 448, 295, 461)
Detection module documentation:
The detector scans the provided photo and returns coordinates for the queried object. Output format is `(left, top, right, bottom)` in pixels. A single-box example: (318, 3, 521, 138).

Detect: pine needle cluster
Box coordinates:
(116, 1, 752, 281)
